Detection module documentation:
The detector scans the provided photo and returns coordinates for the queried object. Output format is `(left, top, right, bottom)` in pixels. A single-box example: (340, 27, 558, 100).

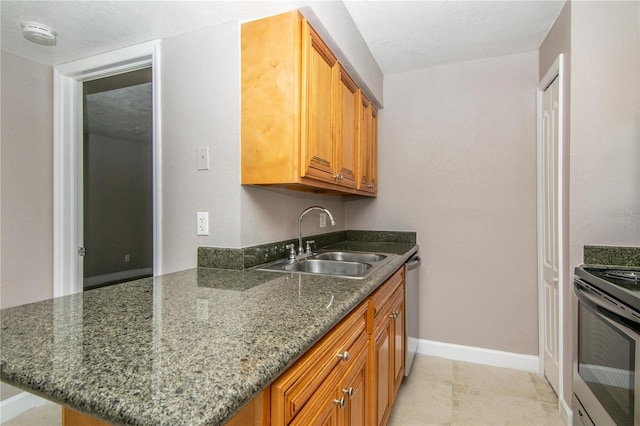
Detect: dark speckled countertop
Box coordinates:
(0, 241, 418, 426)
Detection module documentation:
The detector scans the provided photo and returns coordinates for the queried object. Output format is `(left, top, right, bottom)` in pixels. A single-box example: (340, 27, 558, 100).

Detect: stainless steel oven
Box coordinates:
(574, 266, 640, 426)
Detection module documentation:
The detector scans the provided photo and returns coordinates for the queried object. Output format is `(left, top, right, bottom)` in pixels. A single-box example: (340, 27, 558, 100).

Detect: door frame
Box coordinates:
(536, 54, 565, 397)
(53, 40, 162, 297)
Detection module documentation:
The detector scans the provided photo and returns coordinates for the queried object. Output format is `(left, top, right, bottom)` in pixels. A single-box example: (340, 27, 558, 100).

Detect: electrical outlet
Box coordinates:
(319, 213, 327, 228)
(197, 212, 209, 235)
(197, 147, 209, 170)
(124, 254, 130, 262)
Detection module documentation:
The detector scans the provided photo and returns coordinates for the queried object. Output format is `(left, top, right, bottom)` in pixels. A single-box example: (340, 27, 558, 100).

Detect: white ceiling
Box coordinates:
(85, 83, 153, 144)
(1, 1, 565, 75)
(343, 1, 566, 74)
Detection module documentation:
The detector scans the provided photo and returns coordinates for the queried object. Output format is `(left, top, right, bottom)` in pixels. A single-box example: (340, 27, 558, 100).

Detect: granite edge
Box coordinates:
(583, 245, 640, 267)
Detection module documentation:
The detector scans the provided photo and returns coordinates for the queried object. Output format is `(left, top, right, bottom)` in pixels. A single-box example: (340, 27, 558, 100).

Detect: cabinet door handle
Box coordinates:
(390, 311, 398, 319)
(343, 387, 354, 398)
(336, 350, 349, 362)
(333, 396, 345, 408)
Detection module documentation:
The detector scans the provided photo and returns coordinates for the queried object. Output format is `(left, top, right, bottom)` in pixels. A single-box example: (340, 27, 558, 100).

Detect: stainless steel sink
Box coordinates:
(255, 250, 396, 279)
(313, 251, 387, 263)
(284, 259, 371, 275)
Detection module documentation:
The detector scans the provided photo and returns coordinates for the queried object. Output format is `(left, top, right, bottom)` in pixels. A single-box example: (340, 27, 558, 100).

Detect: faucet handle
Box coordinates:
(305, 240, 316, 254)
(284, 244, 296, 261)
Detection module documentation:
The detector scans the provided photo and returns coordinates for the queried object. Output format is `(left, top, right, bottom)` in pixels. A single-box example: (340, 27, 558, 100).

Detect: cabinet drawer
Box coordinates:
(289, 331, 368, 426)
(290, 330, 368, 426)
(271, 302, 368, 425)
(369, 267, 404, 333)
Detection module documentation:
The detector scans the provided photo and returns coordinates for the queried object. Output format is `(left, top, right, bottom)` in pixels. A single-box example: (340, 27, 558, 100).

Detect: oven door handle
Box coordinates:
(575, 281, 640, 330)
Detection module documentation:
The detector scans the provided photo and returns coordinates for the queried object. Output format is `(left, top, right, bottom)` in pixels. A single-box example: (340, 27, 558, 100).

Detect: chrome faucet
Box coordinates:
(298, 206, 335, 257)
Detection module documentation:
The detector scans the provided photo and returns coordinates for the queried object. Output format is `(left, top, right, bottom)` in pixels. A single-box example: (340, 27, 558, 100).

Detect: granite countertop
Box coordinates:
(1, 241, 418, 426)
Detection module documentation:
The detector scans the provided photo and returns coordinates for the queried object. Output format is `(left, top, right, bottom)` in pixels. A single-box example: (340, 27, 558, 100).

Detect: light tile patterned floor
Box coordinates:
(3, 354, 564, 426)
(390, 354, 564, 426)
(2, 402, 61, 426)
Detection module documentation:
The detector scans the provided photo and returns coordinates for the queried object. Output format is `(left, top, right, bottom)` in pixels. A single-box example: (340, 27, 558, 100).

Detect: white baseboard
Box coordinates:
(84, 267, 152, 288)
(560, 396, 573, 426)
(0, 391, 49, 423)
(416, 338, 539, 372)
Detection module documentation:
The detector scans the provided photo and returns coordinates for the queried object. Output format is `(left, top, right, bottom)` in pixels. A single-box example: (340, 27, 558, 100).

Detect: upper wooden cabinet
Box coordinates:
(241, 11, 377, 197)
(357, 94, 378, 194)
(301, 23, 338, 185)
(334, 65, 359, 190)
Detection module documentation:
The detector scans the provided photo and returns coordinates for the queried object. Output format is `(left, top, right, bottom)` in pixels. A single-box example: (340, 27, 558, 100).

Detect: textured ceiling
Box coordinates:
(2, 1, 565, 74)
(85, 83, 153, 145)
(0, 1, 304, 66)
(343, 1, 566, 74)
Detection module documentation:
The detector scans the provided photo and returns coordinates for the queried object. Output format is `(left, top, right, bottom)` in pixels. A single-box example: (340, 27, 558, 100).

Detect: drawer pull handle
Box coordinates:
(336, 351, 349, 362)
(333, 397, 345, 408)
(343, 387, 354, 398)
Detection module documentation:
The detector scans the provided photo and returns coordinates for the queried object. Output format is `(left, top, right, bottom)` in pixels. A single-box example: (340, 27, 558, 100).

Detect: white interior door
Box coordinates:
(541, 74, 560, 396)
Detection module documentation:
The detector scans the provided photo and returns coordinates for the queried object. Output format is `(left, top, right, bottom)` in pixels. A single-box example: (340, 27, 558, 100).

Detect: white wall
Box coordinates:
(570, 0, 640, 271)
(0, 51, 53, 309)
(240, 186, 345, 246)
(0, 51, 53, 400)
(346, 51, 540, 356)
(160, 21, 245, 273)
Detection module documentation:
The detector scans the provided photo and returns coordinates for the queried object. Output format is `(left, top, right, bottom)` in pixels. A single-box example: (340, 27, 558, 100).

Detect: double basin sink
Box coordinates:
(256, 250, 396, 279)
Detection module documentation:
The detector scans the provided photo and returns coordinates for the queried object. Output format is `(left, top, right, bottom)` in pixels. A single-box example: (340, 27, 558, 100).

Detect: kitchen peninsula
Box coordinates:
(1, 235, 417, 425)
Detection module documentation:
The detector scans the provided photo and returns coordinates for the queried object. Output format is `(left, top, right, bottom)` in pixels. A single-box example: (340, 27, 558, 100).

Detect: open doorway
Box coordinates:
(82, 68, 153, 290)
(54, 41, 161, 298)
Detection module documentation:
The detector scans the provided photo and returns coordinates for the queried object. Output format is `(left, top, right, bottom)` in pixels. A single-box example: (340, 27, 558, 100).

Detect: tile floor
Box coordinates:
(3, 354, 564, 426)
(2, 402, 61, 426)
(389, 354, 564, 426)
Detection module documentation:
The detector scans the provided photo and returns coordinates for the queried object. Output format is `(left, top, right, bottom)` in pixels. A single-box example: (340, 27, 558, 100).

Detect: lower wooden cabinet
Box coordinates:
(289, 333, 368, 426)
(342, 348, 367, 425)
(369, 267, 405, 426)
(62, 408, 109, 426)
(392, 292, 405, 399)
(373, 315, 392, 425)
(271, 303, 368, 425)
(272, 265, 405, 426)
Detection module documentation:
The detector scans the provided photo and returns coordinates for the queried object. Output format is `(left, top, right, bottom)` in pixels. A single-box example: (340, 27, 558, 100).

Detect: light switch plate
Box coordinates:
(197, 212, 209, 235)
(197, 147, 209, 170)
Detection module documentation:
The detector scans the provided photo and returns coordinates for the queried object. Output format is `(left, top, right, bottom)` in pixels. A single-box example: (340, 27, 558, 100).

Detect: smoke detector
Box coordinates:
(21, 22, 57, 46)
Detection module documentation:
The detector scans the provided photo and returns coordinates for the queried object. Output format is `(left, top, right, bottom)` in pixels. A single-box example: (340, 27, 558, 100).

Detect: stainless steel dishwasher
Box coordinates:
(405, 254, 420, 376)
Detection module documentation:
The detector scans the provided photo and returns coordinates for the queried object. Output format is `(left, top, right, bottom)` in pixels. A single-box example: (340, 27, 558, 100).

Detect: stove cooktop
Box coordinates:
(576, 265, 640, 312)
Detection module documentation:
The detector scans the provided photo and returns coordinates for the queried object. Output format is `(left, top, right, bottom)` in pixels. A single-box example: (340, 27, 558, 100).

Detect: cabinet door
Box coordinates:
(335, 65, 358, 189)
(290, 384, 340, 426)
(373, 316, 393, 426)
(358, 95, 378, 194)
(357, 93, 371, 191)
(341, 344, 368, 426)
(391, 296, 405, 399)
(369, 106, 378, 194)
(301, 22, 338, 184)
